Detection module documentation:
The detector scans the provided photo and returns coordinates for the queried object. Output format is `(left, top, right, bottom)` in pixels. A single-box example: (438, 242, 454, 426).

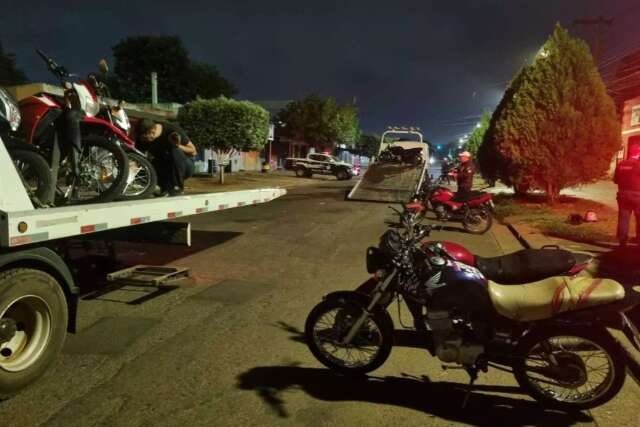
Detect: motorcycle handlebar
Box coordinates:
(35, 48, 69, 79)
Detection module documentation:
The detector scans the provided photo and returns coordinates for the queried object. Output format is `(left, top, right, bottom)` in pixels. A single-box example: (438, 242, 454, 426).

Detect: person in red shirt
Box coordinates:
(456, 151, 475, 194)
(614, 144, 640, 247)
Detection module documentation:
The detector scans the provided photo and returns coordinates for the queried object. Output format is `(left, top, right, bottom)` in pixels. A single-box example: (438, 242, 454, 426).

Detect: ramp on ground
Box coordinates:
(347, 161, 427, 203)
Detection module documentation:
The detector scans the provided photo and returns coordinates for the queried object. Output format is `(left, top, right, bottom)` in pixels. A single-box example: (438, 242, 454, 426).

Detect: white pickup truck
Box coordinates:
(286, 153, 358, 180)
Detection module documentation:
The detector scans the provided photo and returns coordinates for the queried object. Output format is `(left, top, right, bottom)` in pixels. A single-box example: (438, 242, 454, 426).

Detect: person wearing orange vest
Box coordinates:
(614, 144, 640, 247)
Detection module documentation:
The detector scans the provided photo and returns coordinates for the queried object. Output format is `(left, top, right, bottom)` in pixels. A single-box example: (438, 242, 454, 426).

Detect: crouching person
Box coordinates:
(137, 118, 196, 196)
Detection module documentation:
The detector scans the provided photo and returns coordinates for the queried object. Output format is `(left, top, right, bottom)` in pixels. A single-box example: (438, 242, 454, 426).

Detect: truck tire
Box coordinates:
(295, 167, 308, 178)
(0, 269, 68, 398)
(335, 169, 349, 181)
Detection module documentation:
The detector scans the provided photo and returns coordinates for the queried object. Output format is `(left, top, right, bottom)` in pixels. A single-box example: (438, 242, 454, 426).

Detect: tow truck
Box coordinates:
(0, 140, 286, 397)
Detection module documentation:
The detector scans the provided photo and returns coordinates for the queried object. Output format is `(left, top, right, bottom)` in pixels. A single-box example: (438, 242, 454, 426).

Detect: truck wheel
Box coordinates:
(0, 269, 68, 398)
(295, 167, 308, 178)
(335, 169, 348, 180)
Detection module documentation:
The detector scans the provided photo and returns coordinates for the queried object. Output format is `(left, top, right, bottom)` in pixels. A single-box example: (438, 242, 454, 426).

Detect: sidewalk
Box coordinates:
(486, 180, 617, 209)
(184, 170, 335, 194)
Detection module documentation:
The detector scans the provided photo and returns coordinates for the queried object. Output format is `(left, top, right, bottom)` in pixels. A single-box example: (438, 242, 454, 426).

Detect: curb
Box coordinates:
(505, 222, 531, 249)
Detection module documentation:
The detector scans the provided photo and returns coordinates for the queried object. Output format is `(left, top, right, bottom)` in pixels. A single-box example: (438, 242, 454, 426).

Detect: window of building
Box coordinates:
(631, 106, 640, 126)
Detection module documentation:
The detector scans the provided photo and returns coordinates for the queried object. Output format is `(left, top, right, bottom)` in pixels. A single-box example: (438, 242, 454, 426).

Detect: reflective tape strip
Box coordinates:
(167, 211, 182, 219)
(218, 204, 228, 210)
(195, 207, 209, 214)
(9, 232, 50, 247)
(80, 223, 107, 234)
(130, 216, 151, 225)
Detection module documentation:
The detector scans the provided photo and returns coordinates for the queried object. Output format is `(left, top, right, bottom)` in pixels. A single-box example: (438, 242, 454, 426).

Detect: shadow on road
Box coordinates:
(236, 365, 592, 425)
(68, 230, 243, 304)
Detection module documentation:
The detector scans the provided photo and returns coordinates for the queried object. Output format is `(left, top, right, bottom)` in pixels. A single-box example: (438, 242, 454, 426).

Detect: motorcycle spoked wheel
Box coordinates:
(57, 136, 129, 204)
(117, 152, 158, 200)
(305, 296, 393, 375)
(462, 207, 493, 234)
(9, 149, 54, 206)
(512, 326, 626, 411)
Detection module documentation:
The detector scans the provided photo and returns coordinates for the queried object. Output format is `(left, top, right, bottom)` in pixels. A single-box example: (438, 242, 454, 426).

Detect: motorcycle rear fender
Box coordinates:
(323, 291, 394, 324)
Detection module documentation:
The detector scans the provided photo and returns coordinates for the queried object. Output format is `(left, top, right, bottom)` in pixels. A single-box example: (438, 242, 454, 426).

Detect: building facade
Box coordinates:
(621, 95, 640, 160)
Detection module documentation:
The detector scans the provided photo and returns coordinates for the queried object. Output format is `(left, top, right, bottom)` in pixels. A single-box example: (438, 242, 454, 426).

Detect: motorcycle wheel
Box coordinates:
(379, 151, 392, 163)
(512, 326, 626, 411)
(9, 149, 54, 206)
(61, 136, 129, 204)
(118, 152, 158, 200)
(462, 207, 493, 234)
(305, 295, 393, 375)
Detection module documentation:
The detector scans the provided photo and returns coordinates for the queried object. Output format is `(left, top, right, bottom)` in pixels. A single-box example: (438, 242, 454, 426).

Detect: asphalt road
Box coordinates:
(1, 179, 639, 427)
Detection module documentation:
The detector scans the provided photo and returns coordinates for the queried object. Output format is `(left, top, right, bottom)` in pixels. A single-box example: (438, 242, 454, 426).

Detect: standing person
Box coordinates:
(440, 157, 452, 183)
(456, 151, 475, 194)
(136, 119, 197, 196)
(613, 144, 640, 247)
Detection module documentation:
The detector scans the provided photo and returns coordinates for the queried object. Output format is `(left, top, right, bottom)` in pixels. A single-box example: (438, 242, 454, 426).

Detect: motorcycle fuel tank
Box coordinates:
(422, 241, 476, 266)
(426, 261, 493, 315)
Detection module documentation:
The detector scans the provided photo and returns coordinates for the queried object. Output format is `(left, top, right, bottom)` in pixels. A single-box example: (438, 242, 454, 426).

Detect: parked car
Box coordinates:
(286, 153, 357, 180)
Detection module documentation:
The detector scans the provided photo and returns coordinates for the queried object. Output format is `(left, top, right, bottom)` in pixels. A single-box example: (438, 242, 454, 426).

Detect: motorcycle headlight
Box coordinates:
(0, 87, 21, 132)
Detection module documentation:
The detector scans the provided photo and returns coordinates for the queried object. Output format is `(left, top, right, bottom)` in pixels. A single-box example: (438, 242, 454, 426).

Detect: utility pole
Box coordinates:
(150, 72, 158, 106)
(573, 16, 614, 64)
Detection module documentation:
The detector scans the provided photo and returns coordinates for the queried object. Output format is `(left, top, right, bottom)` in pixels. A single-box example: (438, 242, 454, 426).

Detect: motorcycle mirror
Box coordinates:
(98, 59, 109, 75)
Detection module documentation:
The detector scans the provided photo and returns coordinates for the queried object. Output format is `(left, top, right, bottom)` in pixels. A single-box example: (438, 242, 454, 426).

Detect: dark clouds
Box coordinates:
(2, 0, 638, 143)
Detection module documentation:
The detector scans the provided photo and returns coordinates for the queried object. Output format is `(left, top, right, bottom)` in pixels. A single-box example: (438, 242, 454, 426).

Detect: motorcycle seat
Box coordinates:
(451, 191, 487, 202)
(476, 249, 585, 284)
(488, 276, 625, 321)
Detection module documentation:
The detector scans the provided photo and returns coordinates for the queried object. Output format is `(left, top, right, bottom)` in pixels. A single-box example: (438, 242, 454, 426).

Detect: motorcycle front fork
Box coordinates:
(341, 270, 397, 345)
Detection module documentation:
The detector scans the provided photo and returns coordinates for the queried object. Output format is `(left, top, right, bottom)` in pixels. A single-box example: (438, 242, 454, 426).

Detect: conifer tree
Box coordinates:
(482, 24, 620, 203)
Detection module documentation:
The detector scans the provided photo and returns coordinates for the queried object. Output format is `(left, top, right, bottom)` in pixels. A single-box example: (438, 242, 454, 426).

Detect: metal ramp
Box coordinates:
(347, 127, 429, 203)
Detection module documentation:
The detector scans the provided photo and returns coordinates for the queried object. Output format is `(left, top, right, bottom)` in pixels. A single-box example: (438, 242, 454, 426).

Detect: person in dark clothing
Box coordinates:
(136, 119, 196, 196)
(440, 157, 453, 183)
(456, 151, 475, 194)
(614, 144, 640, 247)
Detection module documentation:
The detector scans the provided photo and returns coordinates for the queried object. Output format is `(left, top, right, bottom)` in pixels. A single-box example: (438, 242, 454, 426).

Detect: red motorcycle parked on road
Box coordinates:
(407, 182, 494, 234)
(18, 49, 129, 205)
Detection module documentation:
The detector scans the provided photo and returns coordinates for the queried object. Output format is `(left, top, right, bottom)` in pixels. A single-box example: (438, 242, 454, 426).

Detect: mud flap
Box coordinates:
(347, 160, 429, 203)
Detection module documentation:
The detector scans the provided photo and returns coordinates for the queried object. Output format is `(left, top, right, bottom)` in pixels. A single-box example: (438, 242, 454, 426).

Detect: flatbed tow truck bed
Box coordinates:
(0, 139, 286, 397)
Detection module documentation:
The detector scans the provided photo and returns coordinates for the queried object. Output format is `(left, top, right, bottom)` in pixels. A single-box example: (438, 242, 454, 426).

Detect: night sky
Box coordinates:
(3, 0, 639, 145)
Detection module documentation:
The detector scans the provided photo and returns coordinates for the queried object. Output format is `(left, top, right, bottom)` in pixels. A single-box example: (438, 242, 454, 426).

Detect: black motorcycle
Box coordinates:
(305, 208, 640, 411)
(378, 145, 423, 165)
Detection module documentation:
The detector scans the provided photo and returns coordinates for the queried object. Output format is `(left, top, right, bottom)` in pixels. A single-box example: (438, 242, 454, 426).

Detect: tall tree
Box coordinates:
(110, 36, 235, 104)
(278, 95, 359, 149)
(178, 97, 269, 183)
(466, 111, 490, 158)
(0, 43, 28, 86)
(186, 61, 237, 100)
(482, 24, 620, 203)
(356, 133, 381, 158)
